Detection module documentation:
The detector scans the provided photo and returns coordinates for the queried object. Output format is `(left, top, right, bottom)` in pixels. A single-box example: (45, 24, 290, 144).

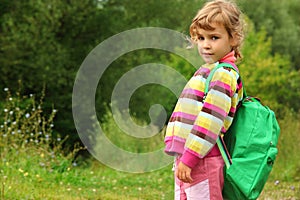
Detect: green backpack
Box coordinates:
(205, 62, 280, 200)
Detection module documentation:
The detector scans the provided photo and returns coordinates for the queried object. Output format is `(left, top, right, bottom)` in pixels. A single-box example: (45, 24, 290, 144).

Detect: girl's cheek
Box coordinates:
(197, 44, 202, 53)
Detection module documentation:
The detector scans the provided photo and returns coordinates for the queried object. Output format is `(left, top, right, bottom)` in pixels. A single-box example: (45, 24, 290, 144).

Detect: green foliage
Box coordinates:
(272, 111, 300, 181)
(99, 109, 165, 153)
(238, 0, 300, 68)
(0, 103, 299, 198)
(1, 160, 299, 199)
(0, 0, 205, 144)
(0, 0, 108, 144)
(100, 0, 204, 31)
(238, 21, 300, 114)
(0, 0, 300, 149)
(98, 49, 187, 125)
(95, 0, 205, 124)
(0, 88, 79, 175)
(0, 90, 172, 199)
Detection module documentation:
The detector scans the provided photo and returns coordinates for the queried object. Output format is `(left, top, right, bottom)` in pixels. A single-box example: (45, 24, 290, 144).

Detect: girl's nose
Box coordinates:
(202, 40, 211, 49)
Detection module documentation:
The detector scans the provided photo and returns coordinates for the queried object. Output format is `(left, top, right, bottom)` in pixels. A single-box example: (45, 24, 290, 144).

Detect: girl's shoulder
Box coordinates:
(193, 63, 216, 77)
(214, 63, 240, 79)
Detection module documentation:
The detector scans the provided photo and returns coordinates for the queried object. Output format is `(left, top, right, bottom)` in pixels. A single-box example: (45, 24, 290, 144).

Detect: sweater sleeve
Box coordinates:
(180, 67, 239, 168)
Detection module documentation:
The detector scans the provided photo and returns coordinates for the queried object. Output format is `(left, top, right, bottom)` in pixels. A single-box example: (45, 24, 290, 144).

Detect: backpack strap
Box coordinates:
(204, 62, 247, 98)
(204, 62, 244, 169)
(217, 136, 232, 168)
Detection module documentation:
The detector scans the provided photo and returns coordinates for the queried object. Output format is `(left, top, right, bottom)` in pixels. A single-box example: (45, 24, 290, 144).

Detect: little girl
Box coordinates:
(164, 0, 245, 199)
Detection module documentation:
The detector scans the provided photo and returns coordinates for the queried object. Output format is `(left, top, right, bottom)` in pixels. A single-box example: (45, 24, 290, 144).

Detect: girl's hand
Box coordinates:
(175, 161, 193, 183)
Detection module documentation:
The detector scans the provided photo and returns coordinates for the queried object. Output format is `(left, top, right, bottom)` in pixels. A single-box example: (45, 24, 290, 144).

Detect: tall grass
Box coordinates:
(0, 88, 80, 199)
(0, 88, 299, 199)
(100, 109, 165, 153)
(257, 110, 300, 199)
(270, 110, 300, 181)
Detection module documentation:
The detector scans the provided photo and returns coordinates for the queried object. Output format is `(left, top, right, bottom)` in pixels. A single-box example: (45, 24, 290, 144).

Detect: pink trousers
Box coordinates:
(174, 155, 224, 200)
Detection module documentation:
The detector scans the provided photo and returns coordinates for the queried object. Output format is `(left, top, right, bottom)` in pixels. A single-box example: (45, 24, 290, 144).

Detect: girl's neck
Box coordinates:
(219, 51, 236, 63)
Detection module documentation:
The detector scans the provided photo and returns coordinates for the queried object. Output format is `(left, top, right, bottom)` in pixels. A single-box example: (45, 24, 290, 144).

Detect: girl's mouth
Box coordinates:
(201, 53, 215, 63)
(202, 52, 213, 56)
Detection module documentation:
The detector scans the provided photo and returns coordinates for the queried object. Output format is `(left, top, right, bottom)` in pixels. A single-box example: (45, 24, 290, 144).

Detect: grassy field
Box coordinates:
(0, 90, 299, 199)
(1, 158, 299, 200)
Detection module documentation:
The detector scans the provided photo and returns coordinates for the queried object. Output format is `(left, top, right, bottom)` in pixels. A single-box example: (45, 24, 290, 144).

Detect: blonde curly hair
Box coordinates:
(190, 0, 245, 59)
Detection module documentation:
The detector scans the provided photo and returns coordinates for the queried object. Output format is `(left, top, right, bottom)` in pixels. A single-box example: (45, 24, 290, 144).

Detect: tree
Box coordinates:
(0, 0, 106, 145)
(238, 21, 300, 115)
(0, 0, 204, 145)
(238, 0, 300, 69)
(1, 0, 299, 148)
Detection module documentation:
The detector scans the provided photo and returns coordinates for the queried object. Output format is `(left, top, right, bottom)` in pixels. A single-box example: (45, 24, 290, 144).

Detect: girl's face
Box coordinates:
(196, 23, 235, 64)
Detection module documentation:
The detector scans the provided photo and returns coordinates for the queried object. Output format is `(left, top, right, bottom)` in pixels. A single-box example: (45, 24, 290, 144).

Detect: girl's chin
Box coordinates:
(201, 55, 216, 64)
(202, 58, 216, 64)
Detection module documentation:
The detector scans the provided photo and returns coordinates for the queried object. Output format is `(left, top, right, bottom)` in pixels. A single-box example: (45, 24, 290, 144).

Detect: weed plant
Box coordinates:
(100, 108, 165, 153)
(0, 88, 79, 198)
(271, 110, 300, 181)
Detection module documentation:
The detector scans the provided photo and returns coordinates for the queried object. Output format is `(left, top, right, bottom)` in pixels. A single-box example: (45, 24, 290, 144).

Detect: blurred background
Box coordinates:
(0, 0, 299, 198)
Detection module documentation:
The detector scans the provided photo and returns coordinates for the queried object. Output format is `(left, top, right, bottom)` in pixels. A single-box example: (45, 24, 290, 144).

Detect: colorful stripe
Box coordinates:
(164, 61, 243, 161)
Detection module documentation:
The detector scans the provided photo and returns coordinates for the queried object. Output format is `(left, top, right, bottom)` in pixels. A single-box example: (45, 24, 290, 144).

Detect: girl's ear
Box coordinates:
(230, 32, 239, 47)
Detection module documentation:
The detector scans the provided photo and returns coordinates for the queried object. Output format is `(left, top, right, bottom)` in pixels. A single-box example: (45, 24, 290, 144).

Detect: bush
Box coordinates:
(0, 88, 79, 173)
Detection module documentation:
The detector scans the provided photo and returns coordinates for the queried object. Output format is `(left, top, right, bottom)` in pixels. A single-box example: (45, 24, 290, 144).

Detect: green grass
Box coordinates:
(1, 159, 299, 200)
(1, 89, 299, 199)
(259, 180, 300, 200)
(1, 158, 174, 200)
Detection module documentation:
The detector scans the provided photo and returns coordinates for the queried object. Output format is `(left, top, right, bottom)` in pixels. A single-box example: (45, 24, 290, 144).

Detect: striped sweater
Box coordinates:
(164, 57, 243, 168)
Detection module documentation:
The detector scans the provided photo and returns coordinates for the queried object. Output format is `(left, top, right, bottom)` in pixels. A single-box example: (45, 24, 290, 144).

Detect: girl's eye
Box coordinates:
(212, 36, 219, 40)
(198, 36, 205, 41)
